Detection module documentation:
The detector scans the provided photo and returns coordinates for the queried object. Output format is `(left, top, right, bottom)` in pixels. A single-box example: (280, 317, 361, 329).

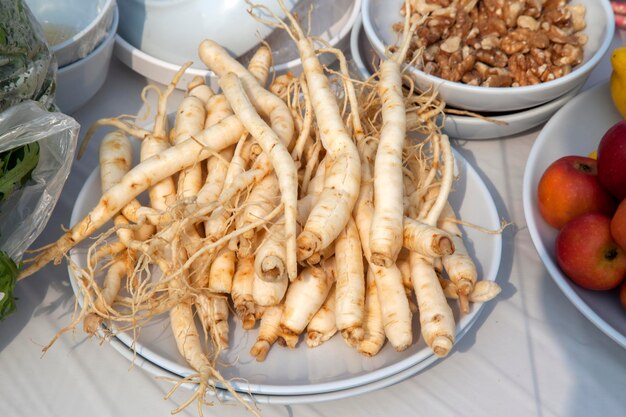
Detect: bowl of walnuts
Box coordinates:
(362, 0, 614, 112)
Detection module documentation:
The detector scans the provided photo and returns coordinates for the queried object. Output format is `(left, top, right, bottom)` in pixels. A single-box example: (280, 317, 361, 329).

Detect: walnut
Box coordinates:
(476, 15, 508, 36)
(409, 0, 450, 15)
(524, 0, 545, 15)
(462, 70, 483, 85)
(502, 28, 549, 55)
(451, 9, 474, 38)
(480, 35, 501, 50)
(540, 64, 571, 82)
(440, 36, 461, 53)
(417, 25, 444, 45)
(544, 24, 579, 44)
(483, 71, 513, 87)
(552, 43, 583, 66)
(460, 0, 480, 13)
(529, 47, 552, 68)
(462, 45, 473, 59)
(544, 0, 566, 12)
(503, 1, 525, 27)
(543, 8, 572, 27)
(529, 30, 550, 49)
(466, 26, 481, 48)
(476, 48, 508, 67)
(517, 15, 540, 31)
(474, 61, 492, 78)
(567, 4, 586, 32)
(501, 29, 530, 55)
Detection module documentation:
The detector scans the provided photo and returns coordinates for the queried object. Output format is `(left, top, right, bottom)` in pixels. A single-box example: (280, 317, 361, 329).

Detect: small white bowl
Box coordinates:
(26, 0, 115, 67)
(350, 14, 585, 140)
(114, 0, 361, 90)
(55, 6, 118, 114)
(117, 0, 296, 68)
(362, 0, 614, 112)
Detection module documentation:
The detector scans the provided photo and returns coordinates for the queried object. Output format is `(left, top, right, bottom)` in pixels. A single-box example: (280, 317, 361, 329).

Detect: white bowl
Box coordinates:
(68, 122, 502, 396)
(523, 81, 626, 349)
(114, 0, 361, 90)
(117, 0, 296, 68)
(55, 6, 118, 114)
(26, 0, 115, 67)
(349, 14, 585, 140)
(362, 0, 614, 112)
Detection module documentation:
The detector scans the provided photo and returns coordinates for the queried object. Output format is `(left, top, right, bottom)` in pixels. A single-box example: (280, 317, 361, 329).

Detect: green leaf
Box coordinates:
(0, 142, 39, 203)
(0, 251, 19, 320)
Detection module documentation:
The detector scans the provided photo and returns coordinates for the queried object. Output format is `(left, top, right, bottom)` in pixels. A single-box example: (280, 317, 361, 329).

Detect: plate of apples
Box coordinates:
(523, 81, 626, 349)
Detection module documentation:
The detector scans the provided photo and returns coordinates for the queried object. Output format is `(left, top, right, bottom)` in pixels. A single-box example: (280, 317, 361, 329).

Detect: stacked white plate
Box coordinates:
(68, 135, 502, 404)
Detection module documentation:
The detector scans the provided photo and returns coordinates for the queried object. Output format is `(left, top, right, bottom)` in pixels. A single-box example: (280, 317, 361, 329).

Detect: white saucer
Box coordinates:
(350, 14, 586, 140)
(113, 0, 361, 90)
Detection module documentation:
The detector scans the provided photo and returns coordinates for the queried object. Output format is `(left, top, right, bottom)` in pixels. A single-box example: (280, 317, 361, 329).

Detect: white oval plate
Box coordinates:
(349, 14, 584, 140)
(69, 138, 502, 396)
(113, 0, 361, 90)
(523, 81, 626, 349)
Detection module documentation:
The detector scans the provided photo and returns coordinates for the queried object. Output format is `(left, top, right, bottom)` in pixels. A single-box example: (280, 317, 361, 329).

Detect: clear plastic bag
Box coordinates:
(0, 0, 57, 112)
(0, 101, 79, 259)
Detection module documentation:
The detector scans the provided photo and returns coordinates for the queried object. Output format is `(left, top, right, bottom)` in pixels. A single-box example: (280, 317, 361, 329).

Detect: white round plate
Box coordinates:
(103, 226, 490, 405)
(523, 81, 626, 349)
(69, 135, 502, 396)
(105, 333, 437, 405)
(349, 14, 585, 140)
(113, 0, 361, 90)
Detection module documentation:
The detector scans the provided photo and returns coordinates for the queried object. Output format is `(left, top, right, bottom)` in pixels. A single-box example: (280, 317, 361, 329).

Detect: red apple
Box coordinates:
(598, 120, 626, 200)
(610, 198, 626, 251)
(556, 213, 626, 290)
(538, 156, 616, 229)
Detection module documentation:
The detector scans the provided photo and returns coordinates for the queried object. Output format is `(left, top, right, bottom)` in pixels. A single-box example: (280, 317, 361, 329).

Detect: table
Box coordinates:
(3, 32, 626, 417)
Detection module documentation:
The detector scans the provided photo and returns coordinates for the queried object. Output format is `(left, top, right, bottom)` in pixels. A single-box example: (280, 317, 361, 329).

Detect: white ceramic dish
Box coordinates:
(117, 0, 297, 66)
(362, 0, 614, 112)
(113, 0, 361, 90)
(106, 324, 451, 405)
(350, 15, 585, 140)
(26, 0, 115, 67)
(68, 132, 502, 396)
(55, 6, 118, 114)
(523, 81, 626, 349)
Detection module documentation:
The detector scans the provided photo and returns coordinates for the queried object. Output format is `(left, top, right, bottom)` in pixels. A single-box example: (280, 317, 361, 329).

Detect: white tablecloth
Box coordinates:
(3, 32, 626, 417)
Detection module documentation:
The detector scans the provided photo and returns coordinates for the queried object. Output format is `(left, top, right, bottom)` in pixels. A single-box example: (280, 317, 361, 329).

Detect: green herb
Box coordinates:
(0, 251, 19, 320)
(0, 141, 39, 202)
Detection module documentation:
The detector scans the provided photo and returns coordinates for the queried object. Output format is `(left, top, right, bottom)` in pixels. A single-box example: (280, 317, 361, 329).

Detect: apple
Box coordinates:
(610, 198, 626, 251)
(538, 156, 616, 229)
(598, 120, 626, 200)
(556, 213, 626, 290)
